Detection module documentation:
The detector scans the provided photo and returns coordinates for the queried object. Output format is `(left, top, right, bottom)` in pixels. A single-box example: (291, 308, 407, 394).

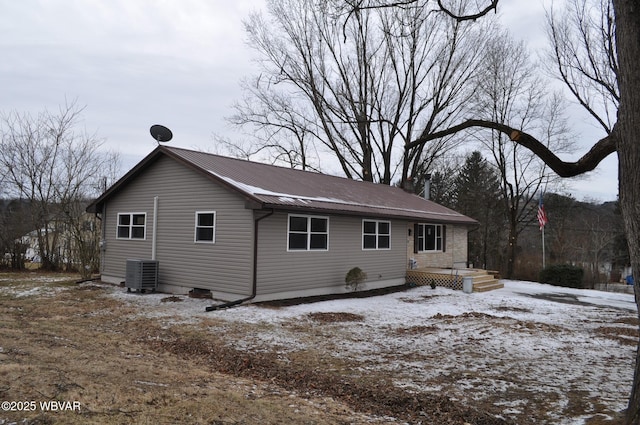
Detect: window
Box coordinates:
(195, 211, 216, 243)
(288, 215, 328, 251)
(117, 213, 146, 240)
(416, 223, 444, 252)
(362, 220, 391, 250)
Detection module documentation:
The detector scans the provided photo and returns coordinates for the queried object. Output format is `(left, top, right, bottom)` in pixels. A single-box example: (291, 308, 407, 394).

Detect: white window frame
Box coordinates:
(116, 212, 147, 240)
(362, 219, 391, 250)
(417, 223, 443, 252)
(194, 211, 216, 243)
(287, 214, 329, 251)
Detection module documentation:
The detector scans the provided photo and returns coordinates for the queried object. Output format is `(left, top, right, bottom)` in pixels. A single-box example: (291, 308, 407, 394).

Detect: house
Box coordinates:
(13, 211, 100, 271)
(86, 146, 477, 305)
(18, 229, 40, 262)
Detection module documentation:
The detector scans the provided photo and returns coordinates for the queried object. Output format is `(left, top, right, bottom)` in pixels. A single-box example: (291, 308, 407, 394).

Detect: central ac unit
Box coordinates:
(125, 259, 158, 293)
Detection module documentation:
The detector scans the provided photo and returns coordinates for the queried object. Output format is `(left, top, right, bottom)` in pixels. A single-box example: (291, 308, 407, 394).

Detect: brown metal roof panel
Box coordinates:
(255, 194, 477, 224)
(166, 146, 393, 202)
(127, 147, 477, 224)
(259, 196, 477, 225)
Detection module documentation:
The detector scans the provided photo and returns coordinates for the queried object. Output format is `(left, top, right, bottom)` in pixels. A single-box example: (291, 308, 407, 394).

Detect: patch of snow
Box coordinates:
(207, 170, 297, 198)
(208, 170, 346, 205)
(0, 285, 65, 298)
(277, 196, 310, 204)
(107, 289, 213, 325)
(105, 280, 637, 423)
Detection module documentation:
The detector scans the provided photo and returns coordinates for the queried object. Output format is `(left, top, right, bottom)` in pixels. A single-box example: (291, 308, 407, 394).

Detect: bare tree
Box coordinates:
(394, 0, 491, 188)
(546, 0, 618, 133)
(468, 31, 573, 278)
(578, 207, 621, 284)
(543, 194, 624, 285)
(58, 139, 120, 277)
(544, 193, 582, 264)
(223, 83, 321, 171)
(0, 101, 119, 275)
(228, 0, 491, 186)
(0, 199, 30, 270)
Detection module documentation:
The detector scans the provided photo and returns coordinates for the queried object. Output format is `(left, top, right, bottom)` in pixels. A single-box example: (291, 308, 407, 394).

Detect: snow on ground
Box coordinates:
(107, 280, 637, 424)
(0, 274, 77, 298)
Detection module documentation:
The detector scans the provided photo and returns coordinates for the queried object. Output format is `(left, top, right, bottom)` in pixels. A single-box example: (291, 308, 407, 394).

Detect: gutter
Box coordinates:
(205, 209, 274, 311)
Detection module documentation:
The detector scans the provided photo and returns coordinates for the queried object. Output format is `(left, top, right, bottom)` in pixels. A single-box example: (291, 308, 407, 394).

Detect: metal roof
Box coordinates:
(87, 146, 477, 225)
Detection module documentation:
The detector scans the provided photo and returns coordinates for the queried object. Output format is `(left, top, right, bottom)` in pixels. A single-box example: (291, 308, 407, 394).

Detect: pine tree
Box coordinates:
(452, 151, 504, 269)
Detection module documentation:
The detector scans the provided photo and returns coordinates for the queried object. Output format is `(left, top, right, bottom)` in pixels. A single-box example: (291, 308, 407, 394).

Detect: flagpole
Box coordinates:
(542, 224, 546, 269)
(538, 191, 548, 270)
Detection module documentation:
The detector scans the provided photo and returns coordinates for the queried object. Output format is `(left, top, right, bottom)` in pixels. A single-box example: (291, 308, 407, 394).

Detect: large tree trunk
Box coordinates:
(614, 0, 640, 423)
(504, 204, 518, 279)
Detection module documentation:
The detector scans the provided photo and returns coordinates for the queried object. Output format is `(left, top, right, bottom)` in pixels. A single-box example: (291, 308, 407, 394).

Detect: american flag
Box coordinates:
(537, 194, 548, 230)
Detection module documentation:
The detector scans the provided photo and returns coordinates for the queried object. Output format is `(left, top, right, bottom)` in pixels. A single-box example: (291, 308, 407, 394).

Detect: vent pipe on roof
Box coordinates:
(423, 174, 431, 200)
(403, 177, 415, 194)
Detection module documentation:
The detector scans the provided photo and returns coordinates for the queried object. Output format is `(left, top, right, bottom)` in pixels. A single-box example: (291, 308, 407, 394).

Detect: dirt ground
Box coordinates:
(0, 273, 632, 424)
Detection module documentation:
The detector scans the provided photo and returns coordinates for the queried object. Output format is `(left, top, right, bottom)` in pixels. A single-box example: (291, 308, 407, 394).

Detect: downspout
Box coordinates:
(205, 209, 274, 311)
(97, 205, 106, 276)
(151, 196, 159, 261)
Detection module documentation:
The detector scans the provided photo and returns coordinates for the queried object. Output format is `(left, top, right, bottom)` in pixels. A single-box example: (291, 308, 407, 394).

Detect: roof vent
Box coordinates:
(423, 174, 431, 200)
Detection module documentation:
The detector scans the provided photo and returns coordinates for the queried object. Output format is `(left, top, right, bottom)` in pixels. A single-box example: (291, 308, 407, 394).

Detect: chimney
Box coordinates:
(403, 177, 415, 193)
(423, 174, 431, 200)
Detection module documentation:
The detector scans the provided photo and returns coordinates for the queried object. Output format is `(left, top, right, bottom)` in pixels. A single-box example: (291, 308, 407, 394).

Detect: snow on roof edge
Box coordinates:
(207, 169, 471, 220)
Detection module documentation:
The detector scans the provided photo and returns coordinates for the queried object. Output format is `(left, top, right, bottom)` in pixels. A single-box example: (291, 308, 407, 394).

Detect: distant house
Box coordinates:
(18, 229, 41, 262)
(86, 146, 477, 303)
(14, 212, 99, 268)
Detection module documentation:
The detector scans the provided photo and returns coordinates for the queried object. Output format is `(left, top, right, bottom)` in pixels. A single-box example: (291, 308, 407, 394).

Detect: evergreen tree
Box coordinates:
(452, 151, 504, 269)
(428, 168, 456, 208)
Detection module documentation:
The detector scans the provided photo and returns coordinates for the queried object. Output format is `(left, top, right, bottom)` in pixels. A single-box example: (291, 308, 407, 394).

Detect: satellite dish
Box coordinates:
(150, 124, 173, 143)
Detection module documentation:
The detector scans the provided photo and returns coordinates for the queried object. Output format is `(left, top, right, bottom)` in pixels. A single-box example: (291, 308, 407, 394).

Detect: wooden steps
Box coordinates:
(470, 270, 504, 292)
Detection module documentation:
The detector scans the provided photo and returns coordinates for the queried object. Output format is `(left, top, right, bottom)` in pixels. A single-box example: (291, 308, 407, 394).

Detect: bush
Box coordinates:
(345, 267, 367, 291)
(539, 264, 584, 288)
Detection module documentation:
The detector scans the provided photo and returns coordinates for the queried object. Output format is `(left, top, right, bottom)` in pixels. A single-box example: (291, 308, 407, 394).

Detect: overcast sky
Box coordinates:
(0, 0, 619, 202)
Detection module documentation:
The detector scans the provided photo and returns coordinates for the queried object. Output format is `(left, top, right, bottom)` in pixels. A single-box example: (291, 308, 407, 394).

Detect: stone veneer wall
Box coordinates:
(406, 223, 468, 269)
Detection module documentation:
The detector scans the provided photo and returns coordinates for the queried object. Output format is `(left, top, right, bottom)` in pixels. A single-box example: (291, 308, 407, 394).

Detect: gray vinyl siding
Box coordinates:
(256, 212, 407, 295)
(102, 156, 253, 295)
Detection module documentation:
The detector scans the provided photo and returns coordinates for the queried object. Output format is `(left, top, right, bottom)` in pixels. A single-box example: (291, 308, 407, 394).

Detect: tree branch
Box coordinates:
(437, 0, 498, 21)
(342, 0, 499, 40)
(407, 119, 617, 177)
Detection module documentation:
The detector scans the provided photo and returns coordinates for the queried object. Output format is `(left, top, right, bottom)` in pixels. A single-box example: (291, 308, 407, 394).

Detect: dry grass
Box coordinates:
(0, 274, 390, 425)
(306, 312, 365, 323)
(0, 273, 631, 425)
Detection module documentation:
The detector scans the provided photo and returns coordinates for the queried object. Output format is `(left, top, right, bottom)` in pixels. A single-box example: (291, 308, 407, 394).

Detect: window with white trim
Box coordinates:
(117, 213, 146, 240)
(362, 219, 391, 250)
(416, 223, 443, 252)
(288, 215, 328, 251)
(195, 211, 216, 243)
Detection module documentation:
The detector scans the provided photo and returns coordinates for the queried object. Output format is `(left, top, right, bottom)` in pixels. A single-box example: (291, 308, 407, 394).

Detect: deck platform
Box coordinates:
(406, 268, 504, 292)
